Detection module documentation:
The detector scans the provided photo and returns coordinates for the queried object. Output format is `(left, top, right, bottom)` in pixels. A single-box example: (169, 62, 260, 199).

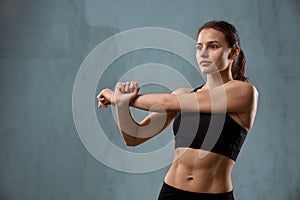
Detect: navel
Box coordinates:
(187, 176, 194, 181)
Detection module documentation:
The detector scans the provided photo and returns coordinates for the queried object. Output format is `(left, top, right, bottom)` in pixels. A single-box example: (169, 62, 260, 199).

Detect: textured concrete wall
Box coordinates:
(0, 0, 299, 199)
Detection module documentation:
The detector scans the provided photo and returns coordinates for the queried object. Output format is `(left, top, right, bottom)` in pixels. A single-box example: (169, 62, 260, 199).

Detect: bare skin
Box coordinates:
(97, 28, 258, 193)
(165, 148, 235, 193)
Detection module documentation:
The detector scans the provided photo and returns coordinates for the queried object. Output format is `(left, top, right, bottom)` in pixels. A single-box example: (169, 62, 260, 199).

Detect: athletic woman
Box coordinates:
(97, 21, 259, 200)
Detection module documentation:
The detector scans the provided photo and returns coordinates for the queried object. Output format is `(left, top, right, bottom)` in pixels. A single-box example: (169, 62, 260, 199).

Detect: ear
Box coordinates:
(229, 46, 240, 60)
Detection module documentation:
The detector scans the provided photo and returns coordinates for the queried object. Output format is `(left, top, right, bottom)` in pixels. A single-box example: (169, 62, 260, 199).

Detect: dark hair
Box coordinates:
(198, 21, 249, 82)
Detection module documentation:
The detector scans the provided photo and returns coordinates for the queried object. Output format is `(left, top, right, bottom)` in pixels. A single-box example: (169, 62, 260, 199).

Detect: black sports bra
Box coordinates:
(173, 86, 248, 161)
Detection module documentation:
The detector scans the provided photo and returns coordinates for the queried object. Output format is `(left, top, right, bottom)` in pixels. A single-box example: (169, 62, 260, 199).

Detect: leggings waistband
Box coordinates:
(158, 182, 234, 200)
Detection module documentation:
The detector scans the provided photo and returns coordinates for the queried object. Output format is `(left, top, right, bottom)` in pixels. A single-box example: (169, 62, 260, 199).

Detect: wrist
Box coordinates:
(115, 99, 130, 107)
(129, 94, 140, 106)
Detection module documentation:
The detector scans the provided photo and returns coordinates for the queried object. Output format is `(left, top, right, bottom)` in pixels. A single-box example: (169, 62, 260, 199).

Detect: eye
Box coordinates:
(210, 44, 218, 49)
(196, 45, 202, 50)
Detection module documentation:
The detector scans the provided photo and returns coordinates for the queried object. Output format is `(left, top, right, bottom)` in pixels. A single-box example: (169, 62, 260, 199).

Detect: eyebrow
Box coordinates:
(196, 41, 221, 45)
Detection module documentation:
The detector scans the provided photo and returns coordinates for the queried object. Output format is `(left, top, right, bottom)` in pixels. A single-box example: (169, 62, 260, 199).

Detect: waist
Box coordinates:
(165, 148, 234, 193)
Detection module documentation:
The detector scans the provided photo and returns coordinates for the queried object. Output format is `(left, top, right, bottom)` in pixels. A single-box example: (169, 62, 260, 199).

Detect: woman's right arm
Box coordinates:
(97, 83, 190, 146)
(119, 111, 177, 146)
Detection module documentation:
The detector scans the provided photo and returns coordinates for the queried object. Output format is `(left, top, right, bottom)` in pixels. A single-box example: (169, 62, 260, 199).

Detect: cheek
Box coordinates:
(208, 55, 227, 71)
(210, 52, 222, 65)
(222, 53, 231, 66)
(195, 51, 201, 61)
(215, 52, 230, 65)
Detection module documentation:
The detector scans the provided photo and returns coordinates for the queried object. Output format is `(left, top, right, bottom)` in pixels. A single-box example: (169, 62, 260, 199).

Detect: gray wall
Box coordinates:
(1, 0, 299, 199)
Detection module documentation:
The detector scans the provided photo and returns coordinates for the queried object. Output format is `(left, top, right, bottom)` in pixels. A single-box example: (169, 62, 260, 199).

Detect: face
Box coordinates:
(196, 28, 233, 75)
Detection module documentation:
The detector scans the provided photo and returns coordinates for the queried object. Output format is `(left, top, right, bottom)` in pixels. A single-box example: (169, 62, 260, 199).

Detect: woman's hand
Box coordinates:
(115, 81, 140, 105)
(97, 88, 114, 108)
(97, 81, 139, 108)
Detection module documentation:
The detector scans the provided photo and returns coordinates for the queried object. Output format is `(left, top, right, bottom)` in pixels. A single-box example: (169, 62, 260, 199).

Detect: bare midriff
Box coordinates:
(164, 147, 235, 193)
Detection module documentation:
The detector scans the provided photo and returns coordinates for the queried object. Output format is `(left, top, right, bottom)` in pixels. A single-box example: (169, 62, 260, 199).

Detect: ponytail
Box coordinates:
(232, 49, 248, 82)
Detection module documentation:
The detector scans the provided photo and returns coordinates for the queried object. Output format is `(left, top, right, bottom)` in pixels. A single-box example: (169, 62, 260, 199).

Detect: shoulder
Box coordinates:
(225, 81, 259, 114)
(171, 87, 193, 95)
(226, 80, 259, 98)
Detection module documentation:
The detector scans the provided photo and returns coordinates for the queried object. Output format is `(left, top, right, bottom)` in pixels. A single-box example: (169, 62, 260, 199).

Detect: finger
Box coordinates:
(121, 82, 126, 93)
(133, 82, 140, 90)
(100, 97, 108, 103)
(98, 101, 103, 108)
(116, 82, 122, 91)
(97, 89, 108, 100)
(99, 101, 108, 108)
(116, 83, 124, 94)
(100, 96, 111, 104)
(129, 81, 135, 92)
(97, 91, 104, 99)
(125, 82, 131, 93)
(103, 100, 111, 105)
(116, 82, 122, 90)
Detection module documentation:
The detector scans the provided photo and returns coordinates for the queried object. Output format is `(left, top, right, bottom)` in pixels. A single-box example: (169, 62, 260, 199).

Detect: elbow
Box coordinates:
(124, 140, 139, 147)
(123, 136, 149, 147)
(121, 132, 142, 147)
(124, 139, 146, 147)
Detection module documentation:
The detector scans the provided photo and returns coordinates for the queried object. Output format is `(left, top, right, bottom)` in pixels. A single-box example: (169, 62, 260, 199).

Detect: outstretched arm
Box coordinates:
(130, 81, 258, 114)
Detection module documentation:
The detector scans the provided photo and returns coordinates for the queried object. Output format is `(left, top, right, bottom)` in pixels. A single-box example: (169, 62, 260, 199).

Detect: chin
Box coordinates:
(200, 67, 216, 74)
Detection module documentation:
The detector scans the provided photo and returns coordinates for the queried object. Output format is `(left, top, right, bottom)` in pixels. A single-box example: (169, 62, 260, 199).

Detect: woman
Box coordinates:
(97, 21, 258, 200)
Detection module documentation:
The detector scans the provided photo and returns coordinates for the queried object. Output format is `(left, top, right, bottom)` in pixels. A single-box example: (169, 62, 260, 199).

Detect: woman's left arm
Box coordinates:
(131, 81, 258, 114)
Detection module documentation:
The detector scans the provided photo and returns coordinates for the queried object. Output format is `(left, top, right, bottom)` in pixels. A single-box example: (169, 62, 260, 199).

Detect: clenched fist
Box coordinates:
(96, 81, 140, 108)
(115, 81, 140, 105)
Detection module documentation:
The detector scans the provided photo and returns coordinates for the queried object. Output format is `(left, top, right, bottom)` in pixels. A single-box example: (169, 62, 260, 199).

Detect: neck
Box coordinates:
(205, 66, 233, 89)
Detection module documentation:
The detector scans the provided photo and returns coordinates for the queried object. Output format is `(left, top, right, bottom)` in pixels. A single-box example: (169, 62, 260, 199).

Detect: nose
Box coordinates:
(197, 48, 208, 58)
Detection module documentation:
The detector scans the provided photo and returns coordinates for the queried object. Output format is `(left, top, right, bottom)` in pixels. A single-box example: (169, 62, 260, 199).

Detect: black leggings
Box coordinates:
(158, 182, 234, 200)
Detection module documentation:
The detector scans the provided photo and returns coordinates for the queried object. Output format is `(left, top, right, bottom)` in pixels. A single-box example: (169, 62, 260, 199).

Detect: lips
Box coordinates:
(200, 60, 212, 66)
